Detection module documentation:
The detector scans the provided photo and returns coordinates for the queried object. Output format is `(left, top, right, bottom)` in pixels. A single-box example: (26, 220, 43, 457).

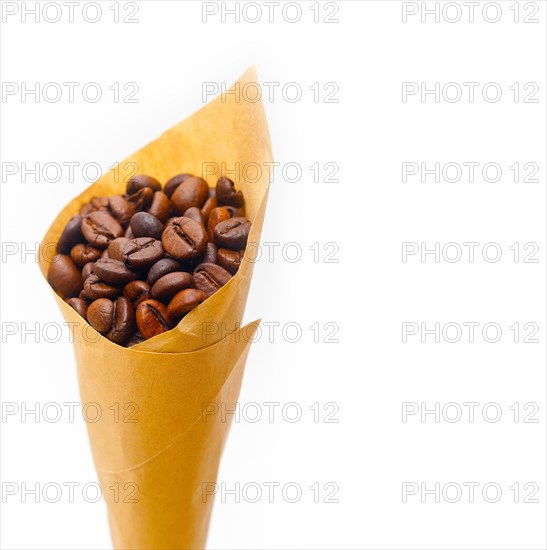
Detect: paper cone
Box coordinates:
(38, 67, 272, 548)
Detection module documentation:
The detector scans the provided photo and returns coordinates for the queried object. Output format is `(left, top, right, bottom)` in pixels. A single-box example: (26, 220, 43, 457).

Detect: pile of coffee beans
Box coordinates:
(47, 174, 250, 347)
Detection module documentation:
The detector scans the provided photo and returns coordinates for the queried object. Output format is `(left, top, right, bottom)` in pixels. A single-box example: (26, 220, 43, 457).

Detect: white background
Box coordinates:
(1, 1, 546, 549)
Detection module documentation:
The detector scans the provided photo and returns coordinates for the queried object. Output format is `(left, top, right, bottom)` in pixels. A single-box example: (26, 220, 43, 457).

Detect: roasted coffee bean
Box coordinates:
(193, 263, 232, 298)
(124, 237, 164, 269)
(124, 225, 135, 239)
(130, 211, 165, 240)
(79, 289, 90, 302)
(87, 298, 114, 334)
(171, 176, 209, 214)
(162, 217, 208, 260)
(57, 215, 84, 254)
(66, 297, 88, 319)
(47, 255, 83, 298)
(123, 280, 151, 306)
(225, 205, 245, 218)
(125, 331, 145, 347)
(148, 191, 170, 222)
(81, 211, 124, 249)
(151, 272, 194, 303)
(207, 207, 230, 241)
(79, 203, 94, 217)
(81, 262, 94, 280)
(183, 206, 204, 225)
(164, 173, 192, 198)
(127, 187, 154, 212)
(136, 299, 171, 339)
(146, 258, 181, 286)
(213, 217, 251, 250)
(101, 249, 110, 259)
(203, 242, 218, 264)
(79, 197, 109, 217)
(167, 288, 205, 322)
(200, 194, 218, 223)
(107, 237, 132, 262)
(84, 275, 121, 300)
(218, 248, 243, 274)
(109, 195, 134, 226)
(70, 243, 102, 267)
(126, 175, 161, 195)
(216, 176, 244, 207)
(92, 258, 137, 284)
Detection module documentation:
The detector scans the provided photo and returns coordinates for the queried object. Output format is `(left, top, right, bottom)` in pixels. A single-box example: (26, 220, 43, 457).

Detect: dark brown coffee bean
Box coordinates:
(216, 176, 244, 207)
(70, 243, 101, 267)
(136, 299, 171, 339)
(123, 280, 151, 306)
(218, 248, 243, 274)
(126, 175, 161, 195)
(127, 187, 154, 212)
(193, 262, 232, 298)
(47, 255, 83, 298)
(81, 211, 123, 249)
(124, 238, 164, 269)
(203, 242, 218, 264)
(201, 195, 218, 224)
(66, 297, 88, 319)
(151, 272, 194, 303)
(167, 289, 205, 322)
(79, 289, 90, 302)
(213, 217, 251, 250)
(125, 331, 145, 347)
(87, 298, 114, 334)
(92, 258, 137, 284)
(109, 195, 134, 226)
(130, 212, 164, 240)
(84, 275, 121, 300)
(164, 173, 192, 198)
(162, 217, 208, 260)
(207, 207, 231, 241)
(57, 215, 84, 254)
(146, 258, 181, 286)
(148, 191, 170, 222)
(108, 297, 135, 345)
(81, 262, 94, 280)
(107, 237, 132, 262)
(183, 206, 204, 225)
(170, 176, 209, 214)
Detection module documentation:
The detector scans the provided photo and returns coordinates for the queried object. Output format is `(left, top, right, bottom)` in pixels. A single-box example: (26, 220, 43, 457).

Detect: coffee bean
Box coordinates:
(201, 194, 218, 224)
(84, 274, 121, 301)
(87, 298, 114, 334)
(203, 242, 218, 264)
(70, 243, 102, 267)
(101, 249, 110, 259)
(171, 176, 209, 214)
(218, 248, 243, 274)
(216, 176, 244, 207)
(207, 207, 231, 241)
(225, 205, 245, 218)
(151, 272, 194, 303)
(92, 258, 137, 285)
(162, 217, 207, 260)
(47, 255, 83, 298)
(213, 217, 251, 250)
(124, 225, 135, 239)
(126, 175, 161, 195)
(183, 206, 204, 225)
(127, 187, 154, 212)
(66, 297, 88, 319)
(108, 296, 135, 345)
(107, 237, 132, 262)
(57, 215, 84, 254)
(124, 237, 164, 269)
(167, 289, 205, 322)
(164, 173, 192, 198)
(136, 299, 171, 339)
(130, 212, 164, 240)
(193, 262, 232, 298)
(147, 258, 181, 286)
(81, 211, 124, 249)
(81, 262, 94, 280)
(148, 191, 170, 222)
(109, 195, 134, 226)
(123, 280, 151, 306)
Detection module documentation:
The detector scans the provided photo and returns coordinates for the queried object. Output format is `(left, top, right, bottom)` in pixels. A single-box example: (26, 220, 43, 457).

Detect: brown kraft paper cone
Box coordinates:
(38, 67, 271, 548)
